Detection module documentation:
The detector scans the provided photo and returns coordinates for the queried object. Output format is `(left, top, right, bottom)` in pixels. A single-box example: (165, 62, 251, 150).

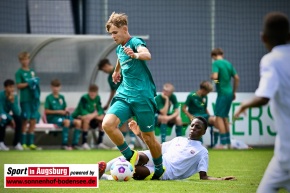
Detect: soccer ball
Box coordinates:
(110, 158, 134, 181)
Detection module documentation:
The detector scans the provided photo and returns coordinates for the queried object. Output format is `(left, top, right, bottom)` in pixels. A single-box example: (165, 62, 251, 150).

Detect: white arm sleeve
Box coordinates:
(255, 57, 279, 99)
(197, 151, 209, 172)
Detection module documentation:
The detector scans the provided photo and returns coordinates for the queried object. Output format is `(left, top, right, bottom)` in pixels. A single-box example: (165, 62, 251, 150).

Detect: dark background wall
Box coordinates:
(1, 0, 290, 92)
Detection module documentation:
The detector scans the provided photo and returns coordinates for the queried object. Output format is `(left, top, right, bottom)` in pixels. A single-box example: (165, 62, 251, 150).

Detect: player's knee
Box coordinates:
(158, 116, 168, 124)
(176, 116, 182, 125)
(74, 119, 82, 128)
(63, 119, 70, 127)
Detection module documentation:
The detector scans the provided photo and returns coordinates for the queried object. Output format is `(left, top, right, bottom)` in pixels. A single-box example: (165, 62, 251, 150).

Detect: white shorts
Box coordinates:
(257, 156, 290, 193)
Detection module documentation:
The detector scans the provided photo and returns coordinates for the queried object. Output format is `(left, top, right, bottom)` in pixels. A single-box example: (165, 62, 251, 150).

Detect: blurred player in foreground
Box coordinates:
(98, 117, 235, 181)
(234, 12, 290, 193)
(155, 83, 183, 143)
(211, 48, 239, 149)
(102, 12, 164, 179)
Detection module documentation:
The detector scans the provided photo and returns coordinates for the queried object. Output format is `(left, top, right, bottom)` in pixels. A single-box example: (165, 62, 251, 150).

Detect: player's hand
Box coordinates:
(10, 120, 16, 129)
(7, 94, 14, 103)
(221, 176, 236, 180)
(123, 47, 136, 58)
(233, 104, 247, 120)
(112, 71, 121, 84)
(128, 120, 141, 136)
(161, 93, 169, 100)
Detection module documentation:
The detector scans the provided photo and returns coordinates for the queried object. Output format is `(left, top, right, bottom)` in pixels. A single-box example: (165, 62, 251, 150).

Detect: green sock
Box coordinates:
(72, 129, 81, 146)
(28, 133, 34, 146)
(121, 131, 127, 137)
(117, 142, 133, 160)
(153, 156, 164, 176)
(220, 133, 227, 145)
(226, 132, 231, 145)
(21, 133, 27, 145)
(62, 127, 69, 146)
(175, 125, 182, 136)
(160, 124, 167, 143)
(214, 132, 220, 146)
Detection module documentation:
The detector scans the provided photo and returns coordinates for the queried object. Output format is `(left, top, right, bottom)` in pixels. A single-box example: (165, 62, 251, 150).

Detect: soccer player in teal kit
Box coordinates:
(102, 12, 164, 179)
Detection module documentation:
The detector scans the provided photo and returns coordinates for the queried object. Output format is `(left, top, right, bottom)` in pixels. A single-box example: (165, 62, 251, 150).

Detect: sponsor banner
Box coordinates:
(4, 164, 99, 188)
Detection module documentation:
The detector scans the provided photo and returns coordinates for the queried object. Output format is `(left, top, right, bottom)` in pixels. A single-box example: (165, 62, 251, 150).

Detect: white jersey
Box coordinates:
(255, 44, 290, 171)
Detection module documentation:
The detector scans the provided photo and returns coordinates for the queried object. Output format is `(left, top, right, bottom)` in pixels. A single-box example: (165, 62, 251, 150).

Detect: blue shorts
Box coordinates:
(214, 94, 233, 118)
(107, 95, 157, 132)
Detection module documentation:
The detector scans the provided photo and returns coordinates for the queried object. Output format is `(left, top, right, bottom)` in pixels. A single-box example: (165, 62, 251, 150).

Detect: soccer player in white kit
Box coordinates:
(99, 117, 235, 181)
(234, 12, 290, 193)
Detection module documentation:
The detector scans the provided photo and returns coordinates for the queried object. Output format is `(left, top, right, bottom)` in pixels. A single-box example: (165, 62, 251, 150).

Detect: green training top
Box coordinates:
(44, 93, 67, 123)
(155, 93, 179, 114)
(72, 94, 104, 118)
(185, 91, 208, 116)
(212, 59, 237, 95)
(0, 90, 20, 121)
(116, 37, 156, 99)
(15, 68, 36, 102)
(108, 68, 122, 91)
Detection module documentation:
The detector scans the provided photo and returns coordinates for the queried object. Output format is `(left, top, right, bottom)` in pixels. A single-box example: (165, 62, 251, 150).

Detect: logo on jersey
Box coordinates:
(190, 150, 195, 154)
(31, 71, 35, 77)
(59, 99, 63, 105)
(202, 98, 206, 103)
(146, 125, 153, 129)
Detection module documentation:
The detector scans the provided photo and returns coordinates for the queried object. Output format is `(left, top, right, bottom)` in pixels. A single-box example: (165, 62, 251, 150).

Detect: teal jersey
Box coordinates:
(44, 93, 67, 123)
(155, 94, 179, 114)
(185, 91, 208, 116)
(15, 68, 36, 102)
(116, 37, 156, 98)
(212, 59, 237, 95)
(0, 91, 20, 121)
(108, 68, 122, 91)
(72, 94, 104, 118)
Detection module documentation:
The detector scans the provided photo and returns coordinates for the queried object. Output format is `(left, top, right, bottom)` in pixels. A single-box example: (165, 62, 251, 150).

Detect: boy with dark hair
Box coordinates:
(15, 52, 41, 150)
(211, 48, 239, 149)
(0, 79, 23, 150)
(72, 84, 108, 150)
(45, 79, 82, 150)
(235, 12, 290, 193)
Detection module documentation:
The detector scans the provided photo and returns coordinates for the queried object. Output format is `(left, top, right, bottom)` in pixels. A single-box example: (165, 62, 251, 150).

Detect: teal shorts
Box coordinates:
(214, 94, 233, 118)
(194, 114, 210, 122)
(107, 95, 157, 132)
(47, 116, 74, 127)
(20, 102, 40, 120)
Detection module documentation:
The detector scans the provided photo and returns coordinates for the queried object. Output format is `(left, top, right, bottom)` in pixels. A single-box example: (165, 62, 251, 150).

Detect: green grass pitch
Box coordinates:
(0, 148, 288, 193)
